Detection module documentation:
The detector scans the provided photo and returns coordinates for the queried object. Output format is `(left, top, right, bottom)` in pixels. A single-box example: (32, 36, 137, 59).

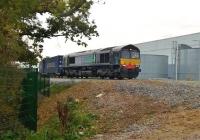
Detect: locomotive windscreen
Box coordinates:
(121, 49, 140, 59)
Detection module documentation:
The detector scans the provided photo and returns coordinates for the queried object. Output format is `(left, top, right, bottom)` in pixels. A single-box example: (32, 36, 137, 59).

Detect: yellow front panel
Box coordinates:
(120, 58, 141, 65)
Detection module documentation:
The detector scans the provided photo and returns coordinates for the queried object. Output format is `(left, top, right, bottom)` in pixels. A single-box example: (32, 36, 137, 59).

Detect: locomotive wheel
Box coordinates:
(109, 76, 114, 79)
(100, 76, 105, 79)
(117, 76, 124, 80)
(133, 72, 139, 79)
(128, 77, 133, 79)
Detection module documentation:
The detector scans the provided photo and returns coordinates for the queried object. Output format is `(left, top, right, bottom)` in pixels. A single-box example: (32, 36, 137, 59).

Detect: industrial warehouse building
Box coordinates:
(138, 54, 168, 79)
(135, 32, 200, 80)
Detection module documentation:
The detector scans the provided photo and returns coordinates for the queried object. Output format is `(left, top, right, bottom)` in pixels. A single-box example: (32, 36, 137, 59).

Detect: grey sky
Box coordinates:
(42, 0, 200, 57)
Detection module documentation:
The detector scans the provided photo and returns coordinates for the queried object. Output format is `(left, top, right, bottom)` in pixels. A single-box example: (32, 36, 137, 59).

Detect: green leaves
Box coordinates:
(0, 0, 98, 65)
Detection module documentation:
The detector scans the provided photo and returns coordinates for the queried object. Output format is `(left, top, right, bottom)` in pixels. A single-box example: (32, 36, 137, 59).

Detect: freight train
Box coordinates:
(39, 44, 141, 79)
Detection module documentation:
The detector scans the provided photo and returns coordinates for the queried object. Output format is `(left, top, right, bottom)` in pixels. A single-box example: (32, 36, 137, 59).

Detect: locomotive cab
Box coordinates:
(120, 45, 140, 69)
(114, 45, 141, 79)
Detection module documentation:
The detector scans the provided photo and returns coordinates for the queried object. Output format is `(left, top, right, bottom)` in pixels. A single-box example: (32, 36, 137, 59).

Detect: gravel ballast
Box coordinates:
(115, 80, 200, 108)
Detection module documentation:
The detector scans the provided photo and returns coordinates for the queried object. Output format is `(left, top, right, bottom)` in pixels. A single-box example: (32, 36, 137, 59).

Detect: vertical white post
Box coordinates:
(171, 41, 176, 79)
(175, 42, 179, 80)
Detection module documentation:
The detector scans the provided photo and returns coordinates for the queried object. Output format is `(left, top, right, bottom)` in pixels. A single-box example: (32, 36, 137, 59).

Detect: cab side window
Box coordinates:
(69, 57, 75, 64)
(100, 53, 109, 63)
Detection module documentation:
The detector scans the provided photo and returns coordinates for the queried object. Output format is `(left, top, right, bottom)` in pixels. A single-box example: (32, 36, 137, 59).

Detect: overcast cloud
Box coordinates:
(42, 0, 200, 57)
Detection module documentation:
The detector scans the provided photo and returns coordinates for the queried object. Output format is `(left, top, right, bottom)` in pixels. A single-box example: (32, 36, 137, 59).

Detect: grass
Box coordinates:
(27, 98, 97, 140)
(1, 82, 97, 140)
(50, 82, 76, 95)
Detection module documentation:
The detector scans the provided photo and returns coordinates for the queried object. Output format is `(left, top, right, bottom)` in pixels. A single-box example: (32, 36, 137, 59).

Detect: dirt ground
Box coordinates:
(38, 80, 200, 140)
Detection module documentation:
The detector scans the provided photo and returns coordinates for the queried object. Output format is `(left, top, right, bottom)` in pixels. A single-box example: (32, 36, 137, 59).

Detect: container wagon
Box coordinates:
(39, 55, 64, 77)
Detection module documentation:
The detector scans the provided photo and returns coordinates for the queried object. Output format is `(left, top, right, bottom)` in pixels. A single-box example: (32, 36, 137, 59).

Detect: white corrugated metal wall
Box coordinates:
(134, 32, 200, 80)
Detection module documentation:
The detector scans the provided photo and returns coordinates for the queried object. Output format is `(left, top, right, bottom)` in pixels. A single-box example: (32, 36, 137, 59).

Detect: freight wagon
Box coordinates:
(39, 55, 64, 77)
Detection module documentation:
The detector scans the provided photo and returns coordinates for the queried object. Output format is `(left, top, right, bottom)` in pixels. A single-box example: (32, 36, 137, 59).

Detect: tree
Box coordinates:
(0, 0, 99, 65)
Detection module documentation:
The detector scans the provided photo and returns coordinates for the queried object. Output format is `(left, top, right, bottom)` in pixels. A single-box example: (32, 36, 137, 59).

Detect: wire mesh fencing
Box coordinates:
(0, 66, 50, 135)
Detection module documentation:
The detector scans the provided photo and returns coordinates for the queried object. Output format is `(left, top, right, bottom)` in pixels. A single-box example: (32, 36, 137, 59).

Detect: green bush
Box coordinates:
(64, 98, 97, 140)
(0, 66, 25, 134)
(27, 98, 97, 140)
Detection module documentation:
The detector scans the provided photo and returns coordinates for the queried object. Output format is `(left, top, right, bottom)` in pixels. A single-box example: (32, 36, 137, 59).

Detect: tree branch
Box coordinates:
(20, 32, 65, 38)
